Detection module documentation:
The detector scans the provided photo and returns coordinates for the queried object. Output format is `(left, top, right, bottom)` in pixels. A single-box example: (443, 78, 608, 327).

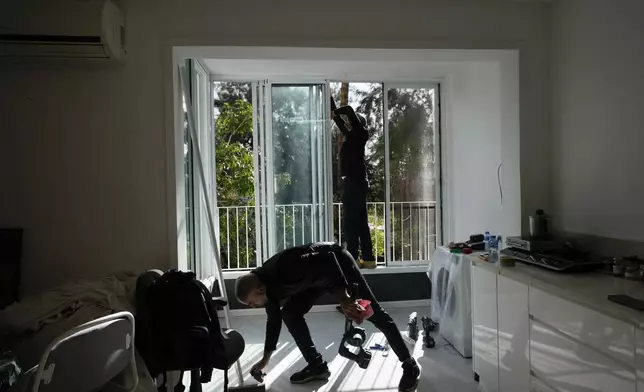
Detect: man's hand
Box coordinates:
(251, 355, 270, 374)
(340, 296, 364, 322)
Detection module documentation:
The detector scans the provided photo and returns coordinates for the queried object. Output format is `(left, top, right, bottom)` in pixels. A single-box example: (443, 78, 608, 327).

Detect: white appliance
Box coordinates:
(0, 0, 126, 62)
(427, 247, 473, 357)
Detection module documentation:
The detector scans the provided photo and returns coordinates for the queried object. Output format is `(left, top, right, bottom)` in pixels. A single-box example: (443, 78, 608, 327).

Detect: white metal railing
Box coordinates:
(218, 201, 437, 270)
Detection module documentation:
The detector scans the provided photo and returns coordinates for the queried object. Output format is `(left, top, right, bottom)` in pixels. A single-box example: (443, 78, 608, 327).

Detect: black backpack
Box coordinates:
(136, 270, 229, 392)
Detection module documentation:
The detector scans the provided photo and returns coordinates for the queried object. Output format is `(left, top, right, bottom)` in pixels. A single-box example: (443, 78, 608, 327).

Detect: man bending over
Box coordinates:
(235, 242, 420, 391)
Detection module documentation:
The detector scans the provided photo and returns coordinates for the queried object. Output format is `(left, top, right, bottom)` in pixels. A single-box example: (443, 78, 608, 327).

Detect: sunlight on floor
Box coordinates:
(189, 307, 477, 392)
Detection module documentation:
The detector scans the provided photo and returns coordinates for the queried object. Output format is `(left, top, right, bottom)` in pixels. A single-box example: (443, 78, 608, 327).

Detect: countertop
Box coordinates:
(470, 255, 644, 329)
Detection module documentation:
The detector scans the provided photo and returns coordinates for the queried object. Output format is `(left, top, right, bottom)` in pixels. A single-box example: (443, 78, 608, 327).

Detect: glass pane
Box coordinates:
(182, 92, 194, 269)
(387, 86, 438, 262)
(194, 69, 215, 278)
(271, 84, 326, 252)
(330, 82, 385, 264)
(212, 81, 255, 269)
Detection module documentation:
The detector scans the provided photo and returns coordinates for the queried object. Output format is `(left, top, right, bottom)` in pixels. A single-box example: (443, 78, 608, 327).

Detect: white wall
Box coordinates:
(551, 0, 644, 242)
(450, 62, 506, 241)
(0, 0, 550, 295)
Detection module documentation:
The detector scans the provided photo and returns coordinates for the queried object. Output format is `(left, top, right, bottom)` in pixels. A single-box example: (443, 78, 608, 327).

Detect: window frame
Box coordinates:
(180, 76, 449, 274)
(184, 59, 219, 279)
(187, 76, 445, 274)
(383, 82, 443, 267)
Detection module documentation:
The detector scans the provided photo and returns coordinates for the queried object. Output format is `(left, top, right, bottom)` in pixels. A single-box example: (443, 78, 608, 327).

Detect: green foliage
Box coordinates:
(214, 82, 251, 109)
(219, 207, 256, 269)
(368, 207, 386, 261)
(215, 100, 254, 206)
(213, 95, 256, 268)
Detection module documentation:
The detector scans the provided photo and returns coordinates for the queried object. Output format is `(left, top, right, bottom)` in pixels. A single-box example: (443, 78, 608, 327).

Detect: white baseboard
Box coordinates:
(226, 299, 430, 318)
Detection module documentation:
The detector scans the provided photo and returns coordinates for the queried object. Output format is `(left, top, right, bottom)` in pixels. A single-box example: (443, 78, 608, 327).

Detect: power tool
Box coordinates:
(338, 283, 372, 369)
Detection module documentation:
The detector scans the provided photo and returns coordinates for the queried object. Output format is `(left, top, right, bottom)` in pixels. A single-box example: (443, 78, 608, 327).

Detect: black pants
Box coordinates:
(280, 249, 411, 366)
(343, 178, 374, 261)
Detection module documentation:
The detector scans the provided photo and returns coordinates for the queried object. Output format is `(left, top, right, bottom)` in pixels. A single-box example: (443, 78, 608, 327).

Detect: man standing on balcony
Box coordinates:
(332, 105, 376, 268)
(235, 242, 421, 391)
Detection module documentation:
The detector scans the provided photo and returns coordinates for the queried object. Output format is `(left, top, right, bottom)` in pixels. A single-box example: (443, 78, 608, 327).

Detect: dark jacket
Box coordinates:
(252, 242, 350, 351)
(333, 111, 369, 180)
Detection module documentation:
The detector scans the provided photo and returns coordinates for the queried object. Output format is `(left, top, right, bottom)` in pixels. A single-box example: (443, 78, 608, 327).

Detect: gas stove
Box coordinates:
(500, 247, 603, 272)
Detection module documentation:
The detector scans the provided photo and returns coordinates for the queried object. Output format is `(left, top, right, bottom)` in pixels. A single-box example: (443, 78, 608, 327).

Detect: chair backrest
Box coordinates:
(32, 312, 135, 392)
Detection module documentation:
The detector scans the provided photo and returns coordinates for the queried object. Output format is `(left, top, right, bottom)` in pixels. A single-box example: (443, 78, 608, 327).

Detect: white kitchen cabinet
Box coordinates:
(530, 318, 636, 392)
(635, 328, 644, 391)
(497, 275, 530, 392)
(530, 287, 635, 366)
(471, 264, 499, 392)
(531, 375, 560, 392)
(470, 257, 643, 392)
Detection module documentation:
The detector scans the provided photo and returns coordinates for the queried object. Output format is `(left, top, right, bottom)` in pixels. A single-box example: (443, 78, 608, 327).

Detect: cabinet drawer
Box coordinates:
(531, 375, 559, 392)
(530, 287, 634, 365)
(530, 319, 636, 392)
(498, 275, 530, 392)
(471, 265, 499, 392)
(635, 328, 644, 392)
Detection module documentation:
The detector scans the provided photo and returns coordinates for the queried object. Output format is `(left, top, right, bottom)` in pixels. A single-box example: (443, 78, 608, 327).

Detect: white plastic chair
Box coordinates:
(30, 311, 138, 392)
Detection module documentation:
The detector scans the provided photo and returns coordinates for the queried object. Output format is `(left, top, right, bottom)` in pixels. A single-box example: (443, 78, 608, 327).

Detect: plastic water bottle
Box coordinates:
(489, 235, 499, 264)
(484, 231, 491, 251)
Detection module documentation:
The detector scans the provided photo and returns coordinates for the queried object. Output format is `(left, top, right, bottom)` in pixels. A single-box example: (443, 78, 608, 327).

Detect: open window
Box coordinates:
(212, 81, 333, 269)
(182, 59, 218, 278)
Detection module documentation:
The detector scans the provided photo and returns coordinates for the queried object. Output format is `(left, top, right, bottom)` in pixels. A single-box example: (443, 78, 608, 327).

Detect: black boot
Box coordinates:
(290, 361, 331, 384)
(398, 358, 420, 392)
(407, 312, 419, 340)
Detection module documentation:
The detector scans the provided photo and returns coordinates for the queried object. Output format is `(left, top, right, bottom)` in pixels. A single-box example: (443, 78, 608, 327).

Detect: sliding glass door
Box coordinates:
(385, 83, 441, 264)
(328, 82, 441, 266)
(254, 82, 333, 260)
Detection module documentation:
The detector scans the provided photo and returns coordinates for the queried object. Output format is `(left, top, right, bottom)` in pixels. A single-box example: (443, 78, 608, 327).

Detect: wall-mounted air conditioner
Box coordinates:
(0, 0, 126, 63)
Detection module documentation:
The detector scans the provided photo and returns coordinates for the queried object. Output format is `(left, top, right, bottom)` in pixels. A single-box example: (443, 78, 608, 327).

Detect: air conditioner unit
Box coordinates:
(0, 0, 126, 63)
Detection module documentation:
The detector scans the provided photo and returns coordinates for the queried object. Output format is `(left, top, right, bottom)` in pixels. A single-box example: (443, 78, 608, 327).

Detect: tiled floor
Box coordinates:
(191, 307, 479, 392)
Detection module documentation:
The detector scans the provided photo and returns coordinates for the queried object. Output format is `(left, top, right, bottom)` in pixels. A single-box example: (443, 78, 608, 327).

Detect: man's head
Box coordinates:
(235, 273, 268, 307)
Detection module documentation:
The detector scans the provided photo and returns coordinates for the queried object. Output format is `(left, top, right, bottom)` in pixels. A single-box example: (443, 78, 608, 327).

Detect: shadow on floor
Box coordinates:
(186, 307, 477, 392)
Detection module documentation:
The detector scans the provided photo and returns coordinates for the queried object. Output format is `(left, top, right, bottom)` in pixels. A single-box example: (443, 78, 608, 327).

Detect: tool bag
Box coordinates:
(136, 270, 230, 392)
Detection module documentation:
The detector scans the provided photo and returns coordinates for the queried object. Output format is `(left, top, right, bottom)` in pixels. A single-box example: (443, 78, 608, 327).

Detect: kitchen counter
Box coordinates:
(470, 255, 644, 329)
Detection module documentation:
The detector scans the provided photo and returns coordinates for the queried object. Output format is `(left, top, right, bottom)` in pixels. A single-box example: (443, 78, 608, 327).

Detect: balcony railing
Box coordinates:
(218, 201, 437, 270)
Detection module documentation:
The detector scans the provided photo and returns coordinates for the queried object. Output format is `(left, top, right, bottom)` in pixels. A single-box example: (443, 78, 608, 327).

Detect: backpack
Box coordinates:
(136, 270, 229, 392)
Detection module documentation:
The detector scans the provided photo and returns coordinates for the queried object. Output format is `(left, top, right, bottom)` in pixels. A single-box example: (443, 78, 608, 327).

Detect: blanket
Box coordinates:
(0, 271, 138, 337)
(0, 271, 156, 392)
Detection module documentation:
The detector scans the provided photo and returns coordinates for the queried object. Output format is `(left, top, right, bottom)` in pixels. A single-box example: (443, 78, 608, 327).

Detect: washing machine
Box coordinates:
(427, 247, 473, 358)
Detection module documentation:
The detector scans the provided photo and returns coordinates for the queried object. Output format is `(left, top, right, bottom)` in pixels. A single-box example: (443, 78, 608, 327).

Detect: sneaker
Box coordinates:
(290, 362, 331, 384)
(398, 358, 420, 392)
